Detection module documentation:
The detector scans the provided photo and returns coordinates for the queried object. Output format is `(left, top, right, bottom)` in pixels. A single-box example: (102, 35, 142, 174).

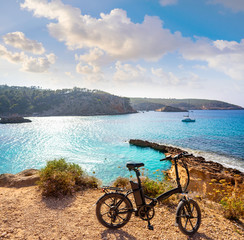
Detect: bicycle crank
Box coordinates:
(138, 205, 155, 221)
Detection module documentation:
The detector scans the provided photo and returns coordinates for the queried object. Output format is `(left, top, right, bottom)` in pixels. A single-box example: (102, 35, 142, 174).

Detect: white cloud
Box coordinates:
(151, 67, 203, 88)
(180, 37, 244, 81)
(114, 61, 149, 83)
(208, 0, 244, 12)
(21, 0, 187, 61)
(0, 44, 25, 63)
(21, 53, 56, 73)
(0, 44, 56, 73)
(151, 67, 180, 85)
(75, 47, 113, 75)
(21, 54, 56, 73)
(159, 0, 178, 7)
(3, 32, 45, 54)
(20, 0, 244, 83)
(76, 63, 100, 74)
(65, 71, 74, 78)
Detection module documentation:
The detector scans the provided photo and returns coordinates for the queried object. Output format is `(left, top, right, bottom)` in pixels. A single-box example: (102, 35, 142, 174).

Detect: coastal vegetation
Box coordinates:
(212, 178, 244, 220)
(38, 159, 99, 197)
(0, 85, 135, 116)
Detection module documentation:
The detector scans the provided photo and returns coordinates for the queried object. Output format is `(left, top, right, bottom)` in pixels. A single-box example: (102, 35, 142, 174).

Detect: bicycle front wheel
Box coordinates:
(96, 193, 132, 229)
(176, 199, 201, 236)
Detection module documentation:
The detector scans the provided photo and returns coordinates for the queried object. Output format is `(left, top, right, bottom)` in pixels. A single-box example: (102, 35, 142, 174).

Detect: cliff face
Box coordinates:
(129, 139, 243, 198)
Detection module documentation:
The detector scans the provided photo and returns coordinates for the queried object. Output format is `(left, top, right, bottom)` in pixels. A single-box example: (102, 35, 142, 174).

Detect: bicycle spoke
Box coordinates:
(103, 202, 111, 208)
(118, 207, 129, 214)
(118, 215, 126, 221)
(101, 210, 110, 217)
(183, 206, 188, 216)
(188, 218, 194, 229)
(184, 218, 189, 229)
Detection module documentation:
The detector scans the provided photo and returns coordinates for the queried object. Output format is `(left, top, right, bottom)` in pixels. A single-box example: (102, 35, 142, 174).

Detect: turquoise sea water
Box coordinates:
(0, 110, 243, 184)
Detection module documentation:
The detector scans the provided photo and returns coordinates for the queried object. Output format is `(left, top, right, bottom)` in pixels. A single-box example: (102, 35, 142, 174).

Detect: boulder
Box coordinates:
(0, 169, 40, 187)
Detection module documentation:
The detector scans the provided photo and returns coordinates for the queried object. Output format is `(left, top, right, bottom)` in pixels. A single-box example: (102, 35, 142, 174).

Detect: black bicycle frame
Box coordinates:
(103, 155, 189, 211)
(156, 158, 183, 202)
(130, 157, 185, 205)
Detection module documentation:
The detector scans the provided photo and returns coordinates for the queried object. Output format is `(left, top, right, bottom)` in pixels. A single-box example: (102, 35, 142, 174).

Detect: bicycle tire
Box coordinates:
(176, 199, 201, 236)
(96, 193, 132, 229)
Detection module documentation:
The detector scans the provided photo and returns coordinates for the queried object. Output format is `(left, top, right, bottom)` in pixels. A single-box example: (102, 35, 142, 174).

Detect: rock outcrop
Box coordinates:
(0, 169, 39, 187)
(155, 106, 187, 112)
(0, 116, 32, 124)
(129, 139, 243, 197)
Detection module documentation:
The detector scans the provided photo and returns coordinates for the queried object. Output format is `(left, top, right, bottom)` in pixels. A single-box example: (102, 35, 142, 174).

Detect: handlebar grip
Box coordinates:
(160, 155, 172, 161)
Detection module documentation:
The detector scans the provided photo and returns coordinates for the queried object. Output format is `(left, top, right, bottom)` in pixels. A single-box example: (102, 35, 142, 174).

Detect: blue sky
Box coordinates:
(0, 0, 244, 106)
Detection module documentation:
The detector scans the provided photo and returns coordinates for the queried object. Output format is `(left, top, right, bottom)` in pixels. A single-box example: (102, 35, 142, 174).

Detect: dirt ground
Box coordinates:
(0, 186, 243, 240)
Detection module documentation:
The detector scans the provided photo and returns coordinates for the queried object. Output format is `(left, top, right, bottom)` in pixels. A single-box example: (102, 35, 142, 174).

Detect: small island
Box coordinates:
(155, 106, 187, 112)
(0, 116, 32, 124)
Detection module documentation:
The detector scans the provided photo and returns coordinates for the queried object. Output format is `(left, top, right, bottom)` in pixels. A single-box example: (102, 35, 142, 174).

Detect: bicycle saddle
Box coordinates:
(126, 162, 144, 170)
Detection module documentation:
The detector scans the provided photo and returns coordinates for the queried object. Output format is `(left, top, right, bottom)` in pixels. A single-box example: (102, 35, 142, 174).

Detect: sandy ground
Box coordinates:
(0, 186, 243, 240)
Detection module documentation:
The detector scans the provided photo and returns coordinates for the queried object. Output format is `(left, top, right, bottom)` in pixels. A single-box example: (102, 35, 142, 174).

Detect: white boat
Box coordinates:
(182, 111, 195, 122)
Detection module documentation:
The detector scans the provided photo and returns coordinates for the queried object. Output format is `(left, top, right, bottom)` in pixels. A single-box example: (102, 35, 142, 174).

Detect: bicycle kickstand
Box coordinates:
(147, 214, 154, 230)
(147, 221, 154, 230)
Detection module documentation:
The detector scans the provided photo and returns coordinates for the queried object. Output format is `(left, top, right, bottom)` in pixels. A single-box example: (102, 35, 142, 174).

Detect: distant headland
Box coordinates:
(0, 85, 136, 117)
(130, 97, 243, 111)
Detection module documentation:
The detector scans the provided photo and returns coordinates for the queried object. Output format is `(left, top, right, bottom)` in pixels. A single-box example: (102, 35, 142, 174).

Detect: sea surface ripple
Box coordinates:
(0, 110, 243, 184)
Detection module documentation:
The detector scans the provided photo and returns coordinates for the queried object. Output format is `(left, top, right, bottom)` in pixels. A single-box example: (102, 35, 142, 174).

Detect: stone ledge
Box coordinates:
(0, 169, 40, 188)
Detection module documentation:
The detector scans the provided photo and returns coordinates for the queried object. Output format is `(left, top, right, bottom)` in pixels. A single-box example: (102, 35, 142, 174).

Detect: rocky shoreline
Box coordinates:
(129, 139, 243, 197)
(1, 140, 243, 192)
(0, 116, 32, 124)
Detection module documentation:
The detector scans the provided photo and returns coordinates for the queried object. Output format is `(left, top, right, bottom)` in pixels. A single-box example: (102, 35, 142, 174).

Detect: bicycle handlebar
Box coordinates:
(160, 152, 192, 193)
(160, 152, 192, 161)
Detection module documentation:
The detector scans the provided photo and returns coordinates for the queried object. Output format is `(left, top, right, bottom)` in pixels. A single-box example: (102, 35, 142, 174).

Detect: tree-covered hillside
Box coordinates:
(0, 85, 136, 116)
(130, 98, 243, 111)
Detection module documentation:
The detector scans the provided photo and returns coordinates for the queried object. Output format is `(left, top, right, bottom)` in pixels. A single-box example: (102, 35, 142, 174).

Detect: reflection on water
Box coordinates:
(0, 110, 243, 184)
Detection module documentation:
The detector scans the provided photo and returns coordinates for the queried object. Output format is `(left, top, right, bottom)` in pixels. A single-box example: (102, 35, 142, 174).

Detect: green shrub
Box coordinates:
(208, 178, 244, 220)
(38, 159, 99, 197)
(219, 180, 244, 220)
(142, 178, 168, 198)
(113, 177, 130, 189)
(220, 197, 244, 220)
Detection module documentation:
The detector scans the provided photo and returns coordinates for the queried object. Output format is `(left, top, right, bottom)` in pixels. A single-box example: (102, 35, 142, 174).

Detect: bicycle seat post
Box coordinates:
(134, 168, 142, 187)
(174, 157, 182, 192)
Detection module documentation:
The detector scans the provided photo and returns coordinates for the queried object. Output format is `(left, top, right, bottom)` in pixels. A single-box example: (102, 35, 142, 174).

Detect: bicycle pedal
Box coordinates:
(148, 225, 154, 230)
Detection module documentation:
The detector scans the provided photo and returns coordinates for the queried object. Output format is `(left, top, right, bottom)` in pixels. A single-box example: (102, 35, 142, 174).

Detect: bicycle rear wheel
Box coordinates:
(176, 199, 201, 236)
(96, 193, 132, 229)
